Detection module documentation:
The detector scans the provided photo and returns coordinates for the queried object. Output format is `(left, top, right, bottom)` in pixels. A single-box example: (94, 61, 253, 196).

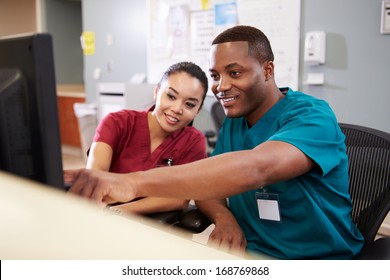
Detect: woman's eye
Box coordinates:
(167, 93, 175, 100)
(186, 102, 196, 108)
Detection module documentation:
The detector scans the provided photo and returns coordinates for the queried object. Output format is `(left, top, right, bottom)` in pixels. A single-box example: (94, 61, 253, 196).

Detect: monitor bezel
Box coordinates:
(0, 33, 65, 190)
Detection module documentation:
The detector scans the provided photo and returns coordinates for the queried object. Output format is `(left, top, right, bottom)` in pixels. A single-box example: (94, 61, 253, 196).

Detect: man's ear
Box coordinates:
(264, 61, 274, 81)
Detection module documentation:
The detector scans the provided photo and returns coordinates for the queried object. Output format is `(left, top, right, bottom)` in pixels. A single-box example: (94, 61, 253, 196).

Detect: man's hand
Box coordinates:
(208, 212, 247, 256)
(64, 169, 137, 205)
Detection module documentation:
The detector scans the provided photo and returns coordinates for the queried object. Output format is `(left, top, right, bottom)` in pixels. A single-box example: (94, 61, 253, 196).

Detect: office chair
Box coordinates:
(339, 123, 390, 259)
(204, 101, 226, 151)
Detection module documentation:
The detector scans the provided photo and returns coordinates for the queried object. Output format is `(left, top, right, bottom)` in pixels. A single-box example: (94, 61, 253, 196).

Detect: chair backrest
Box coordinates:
(339, 123, 390, 245)
(210, 101, 225, 132)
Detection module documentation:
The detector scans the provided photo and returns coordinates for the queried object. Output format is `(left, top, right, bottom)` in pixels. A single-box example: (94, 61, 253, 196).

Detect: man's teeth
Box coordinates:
(222, 97, 235, 102)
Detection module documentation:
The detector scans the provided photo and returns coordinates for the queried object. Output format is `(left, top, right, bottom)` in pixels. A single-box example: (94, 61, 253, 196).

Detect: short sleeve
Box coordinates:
(269, 100, 346, 176)
(93, 111, 133, 150)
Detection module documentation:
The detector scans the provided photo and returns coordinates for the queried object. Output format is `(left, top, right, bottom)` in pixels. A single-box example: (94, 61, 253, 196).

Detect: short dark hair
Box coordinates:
(212, 25, 274, 64)
(158, 61, 208, 109)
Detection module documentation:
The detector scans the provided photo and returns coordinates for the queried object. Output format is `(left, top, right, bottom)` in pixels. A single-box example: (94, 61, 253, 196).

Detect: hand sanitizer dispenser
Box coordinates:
(304, 31, 326, 65)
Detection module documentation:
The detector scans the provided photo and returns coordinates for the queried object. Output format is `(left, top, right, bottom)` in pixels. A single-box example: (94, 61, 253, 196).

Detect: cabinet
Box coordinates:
(0, 0, 38, 37)
(57, 85, 85, 147)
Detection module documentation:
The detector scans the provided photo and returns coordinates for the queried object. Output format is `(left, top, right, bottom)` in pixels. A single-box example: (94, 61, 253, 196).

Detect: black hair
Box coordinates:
(157, 61, 209, 109)
(212, 25, 274, 64)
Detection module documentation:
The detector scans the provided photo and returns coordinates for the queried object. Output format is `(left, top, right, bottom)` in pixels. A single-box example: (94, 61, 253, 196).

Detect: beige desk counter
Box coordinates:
(0, 172, 263, 260)
(56, 84, 85, 98)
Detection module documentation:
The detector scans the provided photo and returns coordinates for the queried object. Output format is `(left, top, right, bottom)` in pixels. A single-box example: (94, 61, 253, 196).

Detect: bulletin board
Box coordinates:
(147, 0, 301, 91)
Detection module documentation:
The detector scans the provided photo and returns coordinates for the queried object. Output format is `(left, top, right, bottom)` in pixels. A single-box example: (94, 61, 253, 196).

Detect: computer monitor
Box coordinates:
(0, 33, 65, 190)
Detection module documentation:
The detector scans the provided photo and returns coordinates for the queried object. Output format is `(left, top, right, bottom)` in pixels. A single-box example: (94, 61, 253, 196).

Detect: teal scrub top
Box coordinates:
(212, 88, 364, 259)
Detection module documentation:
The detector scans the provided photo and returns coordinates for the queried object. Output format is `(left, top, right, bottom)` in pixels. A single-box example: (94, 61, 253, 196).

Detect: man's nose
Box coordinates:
(216, 76, 231, 93)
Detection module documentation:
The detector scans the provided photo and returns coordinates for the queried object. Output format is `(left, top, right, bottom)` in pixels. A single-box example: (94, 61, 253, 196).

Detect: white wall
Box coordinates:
(82, 0, 147, 102)
(82, 0, 390, 134)
(300, 0, 390, 133)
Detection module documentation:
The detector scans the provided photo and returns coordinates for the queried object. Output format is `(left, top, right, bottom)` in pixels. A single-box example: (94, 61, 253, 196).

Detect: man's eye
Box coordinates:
(210, 73, 219, 81)
(230, 71, 240, 77)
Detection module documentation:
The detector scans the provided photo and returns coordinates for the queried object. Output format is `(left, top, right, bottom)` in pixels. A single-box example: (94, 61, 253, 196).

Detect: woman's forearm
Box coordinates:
(111, 197, 189, 215)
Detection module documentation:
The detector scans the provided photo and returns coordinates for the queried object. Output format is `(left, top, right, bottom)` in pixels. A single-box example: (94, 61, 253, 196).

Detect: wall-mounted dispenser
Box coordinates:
(304, 31, 326, 65)
(381, 0, 390, 34)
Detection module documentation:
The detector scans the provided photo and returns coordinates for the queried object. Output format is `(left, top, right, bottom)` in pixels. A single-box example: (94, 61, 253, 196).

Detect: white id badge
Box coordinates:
(256, 192, 281, 222)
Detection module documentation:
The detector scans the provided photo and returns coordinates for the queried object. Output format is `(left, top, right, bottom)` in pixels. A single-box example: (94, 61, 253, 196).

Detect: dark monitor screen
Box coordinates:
(0, 33, 65, 190)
